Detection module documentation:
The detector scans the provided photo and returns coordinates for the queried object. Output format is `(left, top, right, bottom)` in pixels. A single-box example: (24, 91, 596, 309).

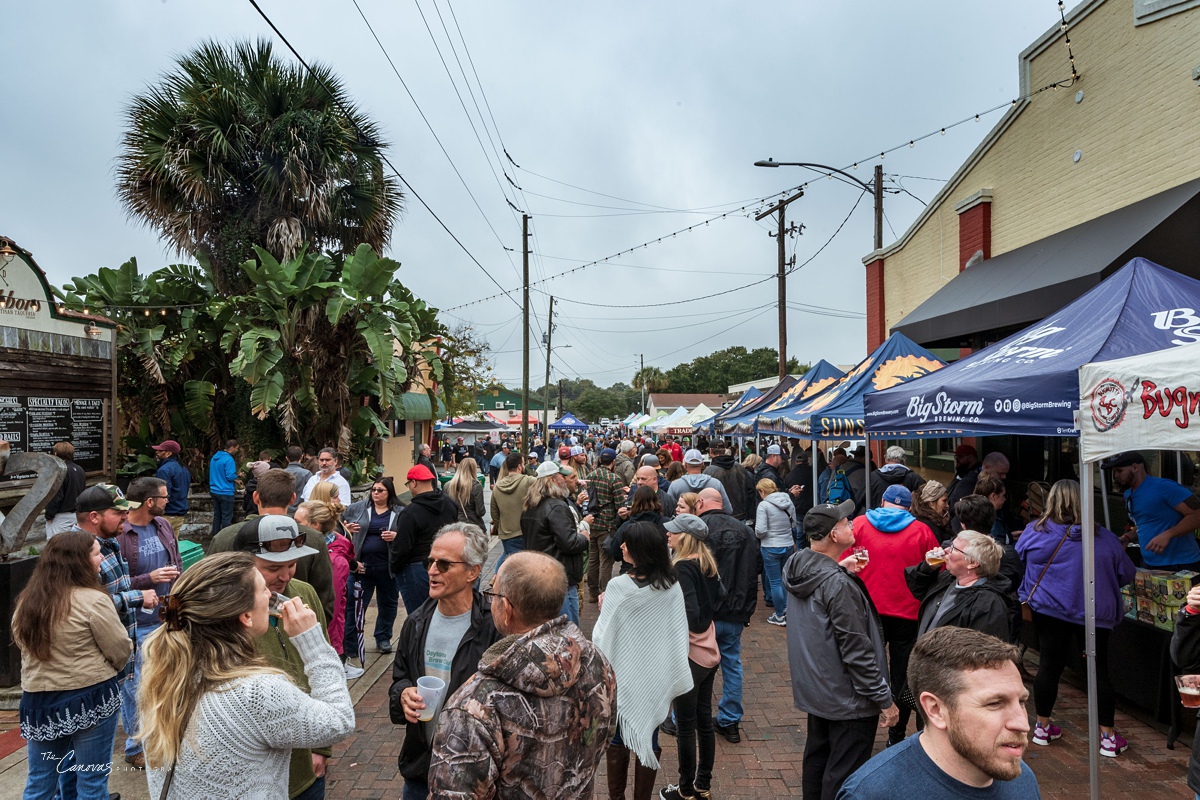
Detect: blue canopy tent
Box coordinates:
(719, 376, 800, 436)
(549, 412, 589, 430)
(698, 386, 763, 435)
(863, 258, 1200, 799)
(753, 359, 848, 435)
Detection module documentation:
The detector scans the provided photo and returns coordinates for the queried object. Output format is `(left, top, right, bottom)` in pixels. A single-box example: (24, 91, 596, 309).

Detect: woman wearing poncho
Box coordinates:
(593, 521, 692, 799)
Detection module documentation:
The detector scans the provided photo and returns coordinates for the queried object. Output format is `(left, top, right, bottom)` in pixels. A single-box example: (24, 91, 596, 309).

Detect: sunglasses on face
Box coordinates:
(254, 532, 307, 554)
(424, 557, 469, 573)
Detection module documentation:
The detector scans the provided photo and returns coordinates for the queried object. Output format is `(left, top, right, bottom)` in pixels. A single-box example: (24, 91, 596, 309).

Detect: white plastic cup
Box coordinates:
(416, 676, 447, 722)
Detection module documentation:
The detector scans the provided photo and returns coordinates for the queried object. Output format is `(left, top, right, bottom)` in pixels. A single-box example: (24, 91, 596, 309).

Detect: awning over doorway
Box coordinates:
(391, 391, 447, 421)
(892, 177, 1200, 348)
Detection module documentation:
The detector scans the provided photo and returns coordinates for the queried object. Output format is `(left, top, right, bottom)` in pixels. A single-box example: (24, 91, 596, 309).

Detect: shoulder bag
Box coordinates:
(1021, 528, 1071, 622)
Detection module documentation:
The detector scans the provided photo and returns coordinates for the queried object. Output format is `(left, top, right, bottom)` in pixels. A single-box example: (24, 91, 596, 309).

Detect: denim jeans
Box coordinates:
(119, 624, 156, 756)
(402, 778, 429, 800)
(293, 774, 326, 800)
(24, 708, 120, 800)
(761, 546, 793, 616)
(210, 493, 235, 535)
(494, 536, 524, 572)
(346, 566, 399, 651)
(560, 585, 580, 626)
(395, 561, 430, 614)
(713, 620, 744, 726)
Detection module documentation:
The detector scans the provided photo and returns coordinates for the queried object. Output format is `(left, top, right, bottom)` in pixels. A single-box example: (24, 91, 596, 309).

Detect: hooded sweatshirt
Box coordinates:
(490, 473, 535, 540)
(755, 492, 797, 548)
(1016, 520, 1135, 628)
(783, 549, 892, 720)
(427, 616, 617, 799)
(705, 455, 756, 521)
(846, 508, 940, 620)
(667, 473, 732, 515)
(390, 489, 459, 572)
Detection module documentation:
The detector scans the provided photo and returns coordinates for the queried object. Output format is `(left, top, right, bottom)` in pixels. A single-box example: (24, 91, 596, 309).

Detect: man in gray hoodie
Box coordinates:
(784, 500, 897, 800)
(667, 449, 731, 514)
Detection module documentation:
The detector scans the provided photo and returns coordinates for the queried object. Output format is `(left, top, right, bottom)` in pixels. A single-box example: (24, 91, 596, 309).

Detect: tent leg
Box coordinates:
(812, 438, 820, 504)
(863, 433, 871, 510)
(1098, 466, 1112, 533)
(1178, 451, 1184, 483)
(1080, 452, 1100, 800)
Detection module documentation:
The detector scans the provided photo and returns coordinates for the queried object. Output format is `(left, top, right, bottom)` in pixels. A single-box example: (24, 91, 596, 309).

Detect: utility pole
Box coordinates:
(558, 379, 564, 416)
(520, 214, 531, 452)
(542, 296, 555, 436)
(639, 353, 645, 414)
(755, 191, 804, 380)
(873, 164, 884, 251)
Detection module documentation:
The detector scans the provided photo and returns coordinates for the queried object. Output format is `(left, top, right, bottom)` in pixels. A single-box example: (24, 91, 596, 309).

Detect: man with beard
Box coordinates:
(946, 445, 980, 512)
(837, 627, 1039, 799)
(1106, 450, 1200, 573)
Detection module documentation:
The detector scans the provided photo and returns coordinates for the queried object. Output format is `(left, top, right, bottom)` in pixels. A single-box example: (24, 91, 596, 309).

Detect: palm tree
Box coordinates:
(116, 39, 403, 295)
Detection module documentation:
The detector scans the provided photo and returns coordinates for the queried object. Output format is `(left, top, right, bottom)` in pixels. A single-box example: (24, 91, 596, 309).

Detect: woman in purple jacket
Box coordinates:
(1016, 479, 1136, 758)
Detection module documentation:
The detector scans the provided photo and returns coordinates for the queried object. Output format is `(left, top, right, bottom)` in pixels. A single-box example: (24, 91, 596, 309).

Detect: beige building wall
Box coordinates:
(875, 0, 1200, 333)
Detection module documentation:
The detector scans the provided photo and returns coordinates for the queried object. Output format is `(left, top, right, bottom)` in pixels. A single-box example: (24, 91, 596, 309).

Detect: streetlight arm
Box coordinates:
(754, 159, 874, 193)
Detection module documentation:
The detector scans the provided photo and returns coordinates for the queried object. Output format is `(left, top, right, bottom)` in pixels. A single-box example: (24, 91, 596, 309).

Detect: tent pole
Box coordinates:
(1178, 451, 1184, 483)
(1098, 466, 1112, 533)
(813, 438, 820, 504)
(1080, 452, 1101, 800)
(863, 432, 871, 510)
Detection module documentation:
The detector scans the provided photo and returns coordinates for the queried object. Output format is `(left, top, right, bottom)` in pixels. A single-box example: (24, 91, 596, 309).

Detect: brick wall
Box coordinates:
(865, 258, 886, 350)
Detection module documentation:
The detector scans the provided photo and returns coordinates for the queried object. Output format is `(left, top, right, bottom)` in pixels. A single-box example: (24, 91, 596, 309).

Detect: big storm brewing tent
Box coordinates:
(718, 376, 799, 435)
(752, 359, 849, 435)
(699, 386, 763, 434)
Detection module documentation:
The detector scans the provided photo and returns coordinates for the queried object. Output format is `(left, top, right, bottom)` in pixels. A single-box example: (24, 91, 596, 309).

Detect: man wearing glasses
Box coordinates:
(114, 477, 182, 770)
(233, 513, 331, 800)
(390, 523, 501, 800)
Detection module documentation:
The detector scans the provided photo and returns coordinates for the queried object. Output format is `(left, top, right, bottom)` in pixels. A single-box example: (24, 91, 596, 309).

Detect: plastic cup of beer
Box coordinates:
(267, 592, 290, 618)
(1176, 675, 1200, 708)
(926, 548, 947, 568)
(416, 676, 447, 722)
(853, 546, 869, 564)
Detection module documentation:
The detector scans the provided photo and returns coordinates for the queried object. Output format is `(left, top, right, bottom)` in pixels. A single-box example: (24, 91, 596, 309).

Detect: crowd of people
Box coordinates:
(14, 428, 1200, 799)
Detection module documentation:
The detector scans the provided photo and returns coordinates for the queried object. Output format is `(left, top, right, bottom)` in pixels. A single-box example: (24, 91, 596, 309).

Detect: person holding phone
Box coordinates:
(342, 478, 404, 655)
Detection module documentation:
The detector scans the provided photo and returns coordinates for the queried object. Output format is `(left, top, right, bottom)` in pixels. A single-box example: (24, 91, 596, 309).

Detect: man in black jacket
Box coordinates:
(697, 487, 761, 744)
(868, 445, 926, 510)
(390, 523, 501, 800)
(705, 443, 755, 522)
(391, 464, 460, 624)
(44, 440, 87, 537)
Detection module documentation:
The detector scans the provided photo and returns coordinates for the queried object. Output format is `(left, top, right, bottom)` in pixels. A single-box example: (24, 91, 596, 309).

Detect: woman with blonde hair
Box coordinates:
(1016, 479, 1135, 757)
(741, 453, 762, 473)
(15, 531, 132, 800)
(909, 479, 951, 541)
(661, 514, 723, 800)
(308, 480, 346, 522)
(447, 457, 487, 529)
(139, 552, 354, 798)
(296, 500, 360, 678)
(755, 477, 797, 627)
(675, 491, 701, 517)
(521, 465, 588, 625)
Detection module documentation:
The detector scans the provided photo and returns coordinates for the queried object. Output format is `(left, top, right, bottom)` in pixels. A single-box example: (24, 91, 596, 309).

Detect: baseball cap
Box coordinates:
(569, 445, 586, 457)
(881, 484, 912, 508)
(558, 445, 571, 459)
(536, 460, 571, 478)
(151, 440, 181, 455)
(234, 514, 318, 563)
(600, 447, 617, 464)
(1101, 451, 1145, 469)
(664, 513, 709, 541)
(954, 444, 978, 458)
(803, 500, 855, 541)
(407, 464, 436, 482)
(766, 444, 782, 456)
(683, 449, 704, 465)
(641, 454, 661, 468)
(76, 484, 140, 513)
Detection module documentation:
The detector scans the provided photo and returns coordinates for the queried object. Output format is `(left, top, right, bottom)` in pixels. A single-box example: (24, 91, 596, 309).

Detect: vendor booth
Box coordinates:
(549, 412, 588, 431)
(752, 359, 847, 424)
(700, 386, 762, 435)
(717, 377, 799, 436)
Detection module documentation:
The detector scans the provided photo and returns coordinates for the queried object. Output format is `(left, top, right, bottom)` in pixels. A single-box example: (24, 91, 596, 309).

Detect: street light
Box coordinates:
(754, 159, 883, 251)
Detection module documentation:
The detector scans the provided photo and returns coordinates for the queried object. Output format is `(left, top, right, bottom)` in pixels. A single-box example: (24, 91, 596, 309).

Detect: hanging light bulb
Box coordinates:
(940, 128, 946, 136)
(908, 141, 914, 148)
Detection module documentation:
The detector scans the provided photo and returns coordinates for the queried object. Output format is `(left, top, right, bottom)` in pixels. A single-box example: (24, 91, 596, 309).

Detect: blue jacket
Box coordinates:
(155, 456, 192, 515)
(208, 450, 238, 497)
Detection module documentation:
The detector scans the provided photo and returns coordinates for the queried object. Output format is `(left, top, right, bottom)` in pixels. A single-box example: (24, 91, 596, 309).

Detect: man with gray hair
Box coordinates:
(390, 522, 502, 800)
(614, 440, 637, 486)
(868, 445, 926, 510)
(429, 552, 617, 798)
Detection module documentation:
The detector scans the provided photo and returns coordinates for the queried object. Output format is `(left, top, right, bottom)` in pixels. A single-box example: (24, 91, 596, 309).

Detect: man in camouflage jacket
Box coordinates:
(429, 552, 616, 799)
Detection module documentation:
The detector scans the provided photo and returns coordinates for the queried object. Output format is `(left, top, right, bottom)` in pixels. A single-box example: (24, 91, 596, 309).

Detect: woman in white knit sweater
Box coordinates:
(593, 521, 692, 799)
(138, 552, 355, 800)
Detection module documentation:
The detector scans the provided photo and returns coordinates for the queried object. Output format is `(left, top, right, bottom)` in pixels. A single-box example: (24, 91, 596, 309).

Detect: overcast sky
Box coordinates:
(2, 1, 1064, 390)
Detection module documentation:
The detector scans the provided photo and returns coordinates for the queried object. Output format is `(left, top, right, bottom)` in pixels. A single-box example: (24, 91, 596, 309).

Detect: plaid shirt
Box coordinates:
(584, 464, 625, 533)
(82, 527, 140, 680)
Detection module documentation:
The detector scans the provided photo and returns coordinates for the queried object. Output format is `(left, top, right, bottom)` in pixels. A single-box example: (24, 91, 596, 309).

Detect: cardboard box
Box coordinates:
(1171, 571, 1199, 602)
(1137, 595, 1155, 625)
(1154, 600, 1177, 632)
(1122, 590, 1136, 620)
(1148, 571, 1179, 600)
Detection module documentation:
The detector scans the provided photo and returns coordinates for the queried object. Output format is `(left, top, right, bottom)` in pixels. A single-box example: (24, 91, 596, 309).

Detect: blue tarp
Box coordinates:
(549, 412, 589, 430)
(762, 333, 946, 439)
(753, 360, 848, 435)
(863, 258, 1200, 438)
(720, 376, 800, 435)
(699, 386, 763, 434)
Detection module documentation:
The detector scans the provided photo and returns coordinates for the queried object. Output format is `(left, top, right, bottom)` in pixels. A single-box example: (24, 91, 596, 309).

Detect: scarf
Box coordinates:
(591, 575, 692, 767)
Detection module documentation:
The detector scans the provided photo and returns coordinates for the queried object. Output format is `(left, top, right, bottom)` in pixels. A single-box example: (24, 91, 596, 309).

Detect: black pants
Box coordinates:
(1031, 610, 1115, 726)
(802, 713, 878, 800)
(879, 615, 918, 740)
(672, 659, 717, 793)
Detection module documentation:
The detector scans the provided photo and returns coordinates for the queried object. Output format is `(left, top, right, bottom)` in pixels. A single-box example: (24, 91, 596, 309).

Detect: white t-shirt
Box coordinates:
(301, 471, 351, 504)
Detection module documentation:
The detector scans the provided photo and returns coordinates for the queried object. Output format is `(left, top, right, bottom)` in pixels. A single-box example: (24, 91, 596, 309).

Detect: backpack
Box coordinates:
(826, 462, 859, 505)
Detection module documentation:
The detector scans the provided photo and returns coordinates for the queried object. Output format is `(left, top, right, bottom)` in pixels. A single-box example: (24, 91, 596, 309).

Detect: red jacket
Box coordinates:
(844, 510, 939, 620)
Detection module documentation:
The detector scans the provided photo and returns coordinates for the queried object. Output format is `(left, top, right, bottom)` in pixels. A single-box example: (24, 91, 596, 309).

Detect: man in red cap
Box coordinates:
(152, 439, 191, 536)
(391, 463, 460, 619)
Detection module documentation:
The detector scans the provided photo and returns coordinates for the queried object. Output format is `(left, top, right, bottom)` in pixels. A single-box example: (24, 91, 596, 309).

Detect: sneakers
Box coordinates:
(377, 639, 393, 654)
(767, 613, 787, 627)
(1032, 722, 1062, 746)
(345, 662, 365, 680)
(660, 785, 695, 800)
(715, 721, 741, 743)
(1100, 731, 1129, 758)
(693, 790, 711, 800)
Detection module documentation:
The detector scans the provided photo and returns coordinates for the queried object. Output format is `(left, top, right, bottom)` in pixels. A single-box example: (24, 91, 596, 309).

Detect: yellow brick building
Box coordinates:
(866, 0, 1200, 349)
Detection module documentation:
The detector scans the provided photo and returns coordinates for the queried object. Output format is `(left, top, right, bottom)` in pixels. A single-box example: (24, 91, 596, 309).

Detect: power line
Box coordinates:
(244, 0, 522, 312)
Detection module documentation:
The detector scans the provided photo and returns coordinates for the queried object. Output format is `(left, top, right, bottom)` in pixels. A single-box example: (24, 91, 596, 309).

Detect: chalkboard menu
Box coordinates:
(0, 395, 105, 480)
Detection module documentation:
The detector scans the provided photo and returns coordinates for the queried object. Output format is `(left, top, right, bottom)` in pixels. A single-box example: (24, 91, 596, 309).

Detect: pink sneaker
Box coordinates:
(1032, 722, 1061, 746)
(1100, 731, 1128, 757)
